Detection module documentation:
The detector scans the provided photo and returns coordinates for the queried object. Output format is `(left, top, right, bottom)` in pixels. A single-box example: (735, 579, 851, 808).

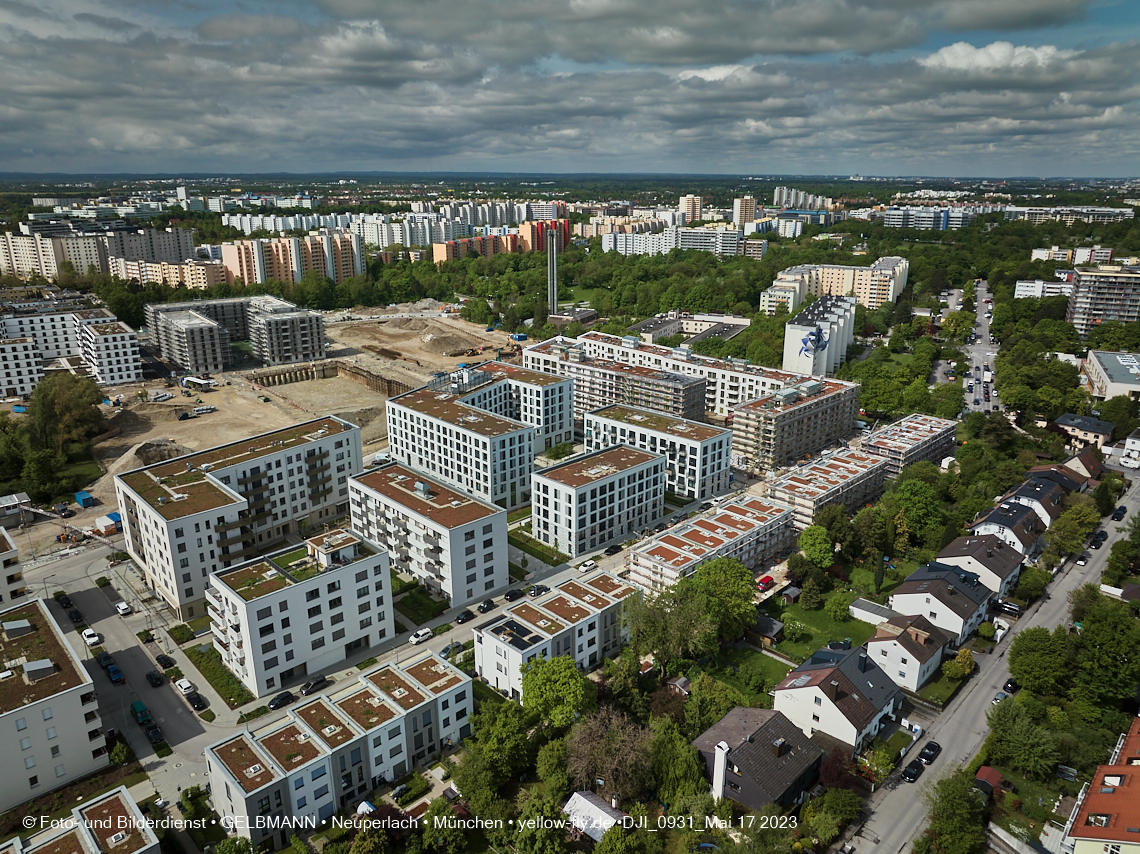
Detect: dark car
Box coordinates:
(267, 691, 295, 710)
(604, 544, 623, 556)
(1090, 538, 1105, 550)
(156, 654, 176, 669)
(699, 502, 713, 511)
(993, 600, 1022, 616)
(901, 759, 924, 783)
(106, 664, 125, 684)
(68, 608, 83, 624)
(58, 594, 72, 609)
(503, 589, 524, 602)
(145, 670, 164, 687)
(1004, 678, 1019, 694)
(144, 724, 164, 745)
(477, 599, 496, 614)
(454, 609, 476, 624)
(1112, 506, 1128, 521)
(917, 742, 942, 765)
(96, 651, 115, 669)
(534, 584, 550, 596)
(299, 676, 329, 696)
(973, 398, 981, 405)
(186, 692, 207, 711)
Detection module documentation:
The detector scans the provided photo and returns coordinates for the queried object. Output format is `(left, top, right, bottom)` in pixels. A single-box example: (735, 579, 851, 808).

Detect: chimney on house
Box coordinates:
(773, 738, 786, 758)
(858, 651, 869, 672)
(825, 680, 840, 700)
(712, 741, 730, 801)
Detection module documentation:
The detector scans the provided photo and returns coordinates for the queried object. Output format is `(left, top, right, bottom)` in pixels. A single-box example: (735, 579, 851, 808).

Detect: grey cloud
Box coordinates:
(935, 0, 1092, 31)
(197, 14, 306, 41)
(73, 12, 141, 31)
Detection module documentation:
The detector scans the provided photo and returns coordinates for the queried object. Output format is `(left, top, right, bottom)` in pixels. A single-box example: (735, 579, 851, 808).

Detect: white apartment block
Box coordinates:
(583, 405, 731, 500)
(0, 338, 44, 397)
(627, 495, 797, 592)
(1082, 350, 1140, 401)
(78, 322, 143, 385)
(601, 227, 742, 258)
(532, 447, 665, 558)
(208, 654, 472, 849)
(0, 599, 108, 812)
(863, 615, 948, 693)
(348, 464, 508, 607)
(472, 572, 637, 699)
(626, 310, 752, 345)
(782, 296, 857, 376)
(460, 362, 574, 450)
(1005, 206, 1134, 225)
(0, 527, 28, 606)
(758, 282, 803, 316)
(209, 530, 393, 697)
(11, 787, 159, 854)
(860, 413, 957, 478)
(1014, 279, 1075, 299)
(528, 331, 811, 417)
(114, 417, 362, 620)
(1031, 246, 1074, 263)
(386, 385, 535, 510)
(772, 257, 910, 310)
(103, 227, 195, 263)
(0, 306, 114, 360)
(777, 220, 803, 239)
(0, 228, 195, 279)
(764, 449, 888, 529)
(731, 378, 860, 472)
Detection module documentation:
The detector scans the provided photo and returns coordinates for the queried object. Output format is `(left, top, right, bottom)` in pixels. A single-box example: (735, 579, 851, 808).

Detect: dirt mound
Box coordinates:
(384, 318, 429, 332)
(89, 437, 194, 504)
(136, 438, 194, 466)
(422, 334, 477, 355)
(409, 298, 440, 311)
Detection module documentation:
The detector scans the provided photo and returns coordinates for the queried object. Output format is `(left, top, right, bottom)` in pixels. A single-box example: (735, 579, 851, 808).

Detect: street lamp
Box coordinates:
(42, 573, 57, 600)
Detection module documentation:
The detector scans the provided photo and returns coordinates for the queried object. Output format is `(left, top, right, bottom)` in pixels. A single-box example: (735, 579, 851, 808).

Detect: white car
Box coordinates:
(81, 628, 102, 647)
(578, 560, 597, 573)
(114, 602, 132, 616)
(1121, 456, 1140, 470)
(409, 627, 434, 645)
(174, 678, 195, 695)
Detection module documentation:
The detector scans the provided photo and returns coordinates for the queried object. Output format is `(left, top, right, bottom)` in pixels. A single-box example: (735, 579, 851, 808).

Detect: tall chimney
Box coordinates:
(826, 680, 840, 700)
(772, 738, 786, 758)
(712, 741, 730, 801)
(858, 651, 868, 672)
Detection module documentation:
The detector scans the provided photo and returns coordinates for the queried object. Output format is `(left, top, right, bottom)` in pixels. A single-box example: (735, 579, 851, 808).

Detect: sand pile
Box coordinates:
(422, 334, 477, 355)
(89, 438, 194, 503)
(385, 318, 429, 332)
(409, 298, 440, 311)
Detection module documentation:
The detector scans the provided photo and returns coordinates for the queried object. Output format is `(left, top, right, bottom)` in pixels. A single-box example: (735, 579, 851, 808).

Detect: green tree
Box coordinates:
(684, 674, 746, 739)
(522, 655, 597, 727)
(894, 480, 943, 533)
(942, 648, 975, 680)
(782, 620, 807, 643)
(1005, 624, 1070, 695)
(825, 593, 850, 622)
(1072, 597, 1140, 702)
(685, 557, 758, 640)
(625, 585, 716, 675)
(1092, 480, 1116, 517)
(216, 840, 255, 854)
(1014, 565, 1051, 601)
(421, 798, 465, 852)
(649, 718, 706, 805)
(808, 810, 841, 845)
(798, 577, 823, 610)
(25, 372, 104, 454)
(799, 525, 834, 569)
(462, 701, 535, 788)
(515, 794, 567, 854)
(913, 768, 988, 854)
(349, 827, 390, 854)
(567, 709, 653, 803)
(536, 739, 571, 801)
(110, 742, 129, 765)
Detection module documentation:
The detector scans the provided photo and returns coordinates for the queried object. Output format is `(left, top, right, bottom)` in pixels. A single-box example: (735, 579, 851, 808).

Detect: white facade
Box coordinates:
(532, 447, 665, 558)
(0, 307, 141, 391)
(115, 417, 362, 620)
(888, 566, 991, 647)
(1014, 279, 1075, 299)
(771, 257, 910, 310)
(0, 527, 27, 605)
(1082, 350, 1140, 401)
(583, 405, 731, 500)
(860, 413, 958, 478)
(865, 631, 944, 693)
(78, 322, 143, 385)
(764, 449, 888, 529)
(626, 494, 797, 592)
(209, 530, 393, 697)
(782, 296, 857, 376)
(472, 572, 636, 700)
(386, 385, 535, 510)
(0, 599, 108, 812)
(459, 363, 574, 450)
(777, 220, 803, 239)
(348, 464, 509, 607)
(0, 337, 43, 397)
(13, 787, 159, 854)
(936, 535, 1023, 598)
(600, 226, 742, 257)
(208, 654, 472, 850)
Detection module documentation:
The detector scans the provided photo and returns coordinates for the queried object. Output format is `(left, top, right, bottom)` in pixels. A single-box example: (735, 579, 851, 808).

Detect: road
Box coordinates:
(961, 281, 1000, 416)
(855, 480, 1139, 853)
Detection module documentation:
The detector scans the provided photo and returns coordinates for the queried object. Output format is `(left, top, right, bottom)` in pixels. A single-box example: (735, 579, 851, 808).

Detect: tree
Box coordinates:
(799, 577, 823, 610)
(536, 739, 571, 801)
(782, 620, 807, 643)
(683, 674, 746, 740)
(515, 794, 567, 854)
(522, 656, 597, 727)
(649, 718, 706, 805)
(1092, 480, 1116, 517)
(349, 827, 390, 854)
(216, 840, 255, 854)
(110, 742, 129, 765)
(685, 557, 757, 640)
(626, 585, 717, 675)
(25, 373, 104, 454)
(421, 798, 464, 853)
(819, 747, 858, 790)
(825, 593, 850, 622)
(1014, 565, 1051, 601)
(913, 768, 988, 854)
(462, 701, 535, 790)
(808, 809, 841, 845)
(862, 746, 894, 784)
(799, 525, 834, 569)
(1072, 597, 1140, 702)
(814, 504, 854, 554)
(566, 709, 654, 803)
(941, 648, 975, 680)
(894, 480, 943, 533)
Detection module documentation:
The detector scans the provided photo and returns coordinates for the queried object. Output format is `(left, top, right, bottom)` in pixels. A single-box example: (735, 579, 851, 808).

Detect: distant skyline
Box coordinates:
(2, 0, 1139, 177)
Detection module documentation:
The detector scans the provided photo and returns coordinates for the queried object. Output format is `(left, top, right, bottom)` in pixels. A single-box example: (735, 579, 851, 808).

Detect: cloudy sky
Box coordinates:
(1, 0, 1139, 176)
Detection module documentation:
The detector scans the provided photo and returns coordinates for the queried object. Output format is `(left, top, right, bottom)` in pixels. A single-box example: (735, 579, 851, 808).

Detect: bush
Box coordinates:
(432, 624, 452, 635)
(109, 551, 129, 562)
(163, 666, 184, 681)
(185, 646, 255, 707)
(155, 744, 173, 758)
(395, 773, 431, 806)
(238, 706, 270, 723)
(978, 622, 996, 641)
(168, 624, 195, 644)
(199, 710, 216, 722)
(136, 630, 154, 643)
(825, 594, 850, 622)
(95, 576, 111, 588)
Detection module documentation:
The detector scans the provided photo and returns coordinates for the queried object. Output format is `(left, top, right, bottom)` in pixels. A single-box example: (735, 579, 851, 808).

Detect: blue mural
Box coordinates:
(799, 325, 828, 357)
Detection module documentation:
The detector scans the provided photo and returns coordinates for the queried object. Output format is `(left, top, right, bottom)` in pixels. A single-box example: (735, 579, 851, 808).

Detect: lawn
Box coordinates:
(507, 506, 532, 524)
(184, 645, 255, 707)
(390, 568, 418, 596)
(848, 560, 919, 599)
(472, 679, 506, 710)
(761, 598, 877, 662)
(884, 729, 914, 762)
(721, 647, 792, 684)
(664, 492, 690, 509)
(919, 670, 963, 705)
(509, 562, 527, 582)
(508, 530, 570, 566)
(394, 586, 449, 625)
(185, 615, 210, 633)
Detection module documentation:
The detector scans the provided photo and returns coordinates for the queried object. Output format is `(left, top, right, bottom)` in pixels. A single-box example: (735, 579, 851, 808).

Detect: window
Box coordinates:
(311, 766, 326, 780)
(24, 757, 35, 769)
(296, 797, 307, 809)
(814, 696, 822, 706)
(812, 714, 820, 722)
(42, 708, 52, 721)
(46, 727, 56, 740)
(899, 671, 906, 678)
(308, 605, 321, 618)
(294, 777, 305, 789)
(28, 776, 37, 788)
(20, 737, 30, 750)
(312, 638, 325, 650)
(257, 607, 272, 620)
(314, 785, 329, 799)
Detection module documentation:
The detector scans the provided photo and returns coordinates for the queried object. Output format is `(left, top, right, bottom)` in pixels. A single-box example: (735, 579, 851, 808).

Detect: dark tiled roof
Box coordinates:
(892, 562, 993, 618)
(1055, 413, 1114, 435)
(866, 614, 948, 664)
(776, 647, 900, 731)
(970, 502, 1042, 548)
(937, 535, 1023, 580)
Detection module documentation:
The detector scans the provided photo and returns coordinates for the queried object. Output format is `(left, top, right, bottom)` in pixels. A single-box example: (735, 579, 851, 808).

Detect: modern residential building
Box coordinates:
(763, 450, 888, 529)
(773, 646, 902, 755)
(1059, 717, 1140, 854)
(208, 653, 472, 849)
(386, 383, 535, 510)
(145, 296, 326, 371)
(777, 220, 804, 239)
(781, 296, 857, 376)
(694, 708, 824, 812)
(78, 322, 143, 385)
(1082, 350, 1140, 400)
(968, 502, 1045, 557)
(771, 257, 909, 310)
(732, 196, 758, 226)
(758, 281, 803, 316)
(0, 337, 44, 397)
(1013, 279, 1074, 299)
(459, 362, 574, 451)
(114, 416, 362, 620)
(864, 614, 948, 692)
(1066, 265, 1140, 338)
(523, 337, 706, 422)
(583, 405, 731, 500)
(219, 231, 365, 286)
(888, 563, 992, 647)
(0, 599, 107, 812)
(679, 195, 703, 223)
(626, 494, 797, 592)
(1031, 246, 1075, 263)
(348, 464, 508, 607)
(1053, 413, 1115, 449)
(860, 414, 958, 478)
(208, 529, 393, 696)
(0, 228, 194, 279)
(773, 188, 833, 210)
(936, 535, 1023, 598)
(471, 572, 637, 699)
(108, 257, 227, 289)
(0, 527, 28, 605)
(103, 227, 197, 264)
(731, 379, 861, 473)
(627, 311, 751, 346)
(10, 787, 159, 854)
(532, 447, 665, 557)
(1005, 207, 1134, 225)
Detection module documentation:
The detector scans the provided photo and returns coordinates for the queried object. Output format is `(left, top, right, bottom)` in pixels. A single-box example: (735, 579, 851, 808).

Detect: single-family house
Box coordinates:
(863, 614, 949, 692)
(888, 562, 992, 647)
(936, 535, 1023, 598)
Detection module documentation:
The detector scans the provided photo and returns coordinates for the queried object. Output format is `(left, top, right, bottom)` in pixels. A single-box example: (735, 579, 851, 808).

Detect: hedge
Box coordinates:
(184, 646, 255, 708)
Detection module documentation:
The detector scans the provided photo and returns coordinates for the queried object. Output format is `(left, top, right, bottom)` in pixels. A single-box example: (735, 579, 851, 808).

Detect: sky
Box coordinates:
(1, 0, 1139, 177)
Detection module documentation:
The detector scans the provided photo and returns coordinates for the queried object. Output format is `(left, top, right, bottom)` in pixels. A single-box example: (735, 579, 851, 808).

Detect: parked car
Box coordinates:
(604, 544, 623, 556)
(993, 601, 1022, 616)
(144, 724, 164, 745)
(901, 760, 924, 783)
(96, 651, 115, 669)
(68, 608, 83, 624)
(503, 589, 524, 602)
(917, 742, 942, 765)
(992, 691, 1010, 705)
(156, 654, 176, 669)
(477, 599, 496, 613)
(81, 629, 102, 647)
(145, 670, 164, 687)
(454, 609, 475, 624)
(1090, 538, 1105, 550)
(174, 678, 196, 695)
(699, 502, 713, 511)
(577, 560, 597, 573)
(1112, 506, 1128, 521)
(1004, 678, 1019, 694)
(57, 594, 72, 609)
(1077, 553, 1090, 566)
(409, 627, 434, 645)
(267, 691, 295, 710)
(114, 602, 132, 616)
(440, 642, 462, 660)
(756, 575, 775, 592)
(300, 676, 329, 696)
(528, 584, 550, 598)
(186, 692, 207, 711)
(106, 664, 125, 684)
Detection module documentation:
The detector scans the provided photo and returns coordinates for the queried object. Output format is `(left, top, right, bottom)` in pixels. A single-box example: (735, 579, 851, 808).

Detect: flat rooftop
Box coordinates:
(352, 464, 501, 529)
(862, 413, 956, 455)
(0, 600, 87, 715)
(332, 688, 397, 731)
(256, 722, 324, 772)
(507, 602, 565, 636)
(526, 343, 706, 385)
(391, 388, 528, 437)
(400, 655, 464, 696)
(536, 446, 662, 489)
(1088, 350, 1140, 387)
(212, 734, 276, 793)
(25, 830, 87, 854)
(294, 698, 356, 748)
(88, 323, 132, 336)
(734, 378, 856, 416)
(474, 361, 569, 388)
(366, 666, 427, 711)
(538, 594, 592, 626)
(577, 330, 802, 382)
(79, 791, 151, 854)
(766, 451, 886, 502)
(588, 405, 728, 442)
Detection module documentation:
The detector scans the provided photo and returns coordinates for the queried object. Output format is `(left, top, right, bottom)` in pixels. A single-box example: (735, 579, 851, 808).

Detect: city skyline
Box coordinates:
(1, 0, 1139, 176)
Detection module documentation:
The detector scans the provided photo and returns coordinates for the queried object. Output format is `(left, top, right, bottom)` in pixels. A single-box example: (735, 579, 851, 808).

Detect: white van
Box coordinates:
(409, 627, 434, 645)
